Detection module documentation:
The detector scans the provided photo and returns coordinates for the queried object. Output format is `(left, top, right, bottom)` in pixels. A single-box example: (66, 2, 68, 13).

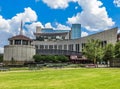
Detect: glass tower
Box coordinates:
(71, 24, 81, 39)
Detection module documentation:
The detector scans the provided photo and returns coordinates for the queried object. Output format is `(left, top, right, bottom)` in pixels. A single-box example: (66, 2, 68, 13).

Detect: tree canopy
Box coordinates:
(103, 44, 114, 63)
(114, 42, 120, 58)
(83, 39, 104, 64)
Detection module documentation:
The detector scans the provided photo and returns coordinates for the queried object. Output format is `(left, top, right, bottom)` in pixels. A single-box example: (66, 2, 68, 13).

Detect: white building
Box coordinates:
(3, 22, 118, 64)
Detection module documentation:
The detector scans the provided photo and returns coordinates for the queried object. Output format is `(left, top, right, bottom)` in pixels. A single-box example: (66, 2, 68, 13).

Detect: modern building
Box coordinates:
(71, 24, 81, 39)
(3, 23, 118, 64)
(32, 25, 118, 57)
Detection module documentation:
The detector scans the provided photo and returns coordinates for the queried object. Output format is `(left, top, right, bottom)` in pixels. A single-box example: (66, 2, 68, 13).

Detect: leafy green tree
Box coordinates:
(114, 42, 120, 58)
(0, 54, 3, 62)
(83, 39, 104, 64)
(103, 44, 114, 63)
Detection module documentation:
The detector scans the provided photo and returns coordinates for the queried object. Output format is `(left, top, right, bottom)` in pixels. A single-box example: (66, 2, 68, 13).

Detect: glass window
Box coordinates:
(45, 45, 48, 49)
(49, 45, 53, 49)
(64, 45, 67, 50)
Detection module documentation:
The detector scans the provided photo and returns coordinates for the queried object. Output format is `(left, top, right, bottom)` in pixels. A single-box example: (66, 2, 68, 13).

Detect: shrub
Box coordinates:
(33, 55, 69, 63)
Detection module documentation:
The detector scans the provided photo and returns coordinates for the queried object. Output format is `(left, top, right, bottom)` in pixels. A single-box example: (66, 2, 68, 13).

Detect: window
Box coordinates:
(23, 40, 28, 45)
(54, 45, 57, 49)
(49, 45, 53, 49)
(15, 40, 21, 45)
(58, 45, 62, 50)
(68, 44, 73, 51)
(35, 45, 38, 49)
(10, 40, 13, 45)
(64, 45, 67, 50)
(75, 44, 79, 52)
(45, 45, 48, 49)
(40, 45, 44, 49)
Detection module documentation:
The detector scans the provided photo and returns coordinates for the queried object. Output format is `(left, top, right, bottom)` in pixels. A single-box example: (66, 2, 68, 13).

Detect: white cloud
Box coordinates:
(81, 31, 88, 37)
(55, 22, 71, 30)
(45, 22, 53, 28)
(25, 22, 43, 38)
(67, 0, 115, 31)
(11, 7, 37, 23)
(118, 29, 120, 33)
(113, 0, 120, 7)
(0, 16, 10, 31)
(0, 5, 71, 53)
(42, 0, 77, 9)
(0, 7, 38, 53)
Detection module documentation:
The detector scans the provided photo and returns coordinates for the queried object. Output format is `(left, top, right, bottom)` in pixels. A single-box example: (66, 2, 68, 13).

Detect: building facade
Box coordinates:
(3, 23, 118, 64)
(32, 25, 118, 57)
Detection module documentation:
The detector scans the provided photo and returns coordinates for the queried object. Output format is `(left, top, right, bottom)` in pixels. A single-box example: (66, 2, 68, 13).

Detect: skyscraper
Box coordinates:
(71, 24, 81, 39)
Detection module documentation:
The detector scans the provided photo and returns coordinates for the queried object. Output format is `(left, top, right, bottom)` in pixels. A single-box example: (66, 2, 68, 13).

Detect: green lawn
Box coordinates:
(0, 68, 120, 89)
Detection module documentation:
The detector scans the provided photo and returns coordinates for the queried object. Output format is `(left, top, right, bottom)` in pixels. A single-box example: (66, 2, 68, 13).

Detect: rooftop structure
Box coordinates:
(34, 26, 70, 41)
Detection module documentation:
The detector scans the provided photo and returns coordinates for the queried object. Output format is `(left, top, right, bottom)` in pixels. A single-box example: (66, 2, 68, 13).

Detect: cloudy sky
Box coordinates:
(0, 0, 120, 53)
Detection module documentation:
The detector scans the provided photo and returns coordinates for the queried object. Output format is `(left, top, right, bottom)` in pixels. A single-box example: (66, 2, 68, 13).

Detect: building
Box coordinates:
(4, 22, 35, 65)
(3, 23, 118, 64)
(32, 25, 118, 57)
(71, 24, 81, 39)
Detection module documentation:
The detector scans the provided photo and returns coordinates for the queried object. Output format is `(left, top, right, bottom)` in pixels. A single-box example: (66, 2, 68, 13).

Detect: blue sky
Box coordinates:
(0, 0, 120, 53)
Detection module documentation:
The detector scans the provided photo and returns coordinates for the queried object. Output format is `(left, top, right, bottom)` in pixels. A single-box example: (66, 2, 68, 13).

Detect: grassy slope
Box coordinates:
(0, 68, 120, 89)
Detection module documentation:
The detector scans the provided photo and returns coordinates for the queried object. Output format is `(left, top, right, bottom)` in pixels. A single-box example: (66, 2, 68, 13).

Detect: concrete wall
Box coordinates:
(4, 45, 35, 64)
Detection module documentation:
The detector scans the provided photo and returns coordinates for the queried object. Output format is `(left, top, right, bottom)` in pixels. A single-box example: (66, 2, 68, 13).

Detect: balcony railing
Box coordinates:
(36, 49, 82, 56)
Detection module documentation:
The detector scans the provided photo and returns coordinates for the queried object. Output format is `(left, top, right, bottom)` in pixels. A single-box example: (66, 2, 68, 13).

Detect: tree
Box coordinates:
(0, 54, 3, 63)
(83, 39, 104, 64)
(114, 42, 120, 58)
(103, 44, 114, 63)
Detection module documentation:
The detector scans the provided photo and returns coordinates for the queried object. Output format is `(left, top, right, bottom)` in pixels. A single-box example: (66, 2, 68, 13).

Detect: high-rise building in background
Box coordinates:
(71, 24, 81, 39)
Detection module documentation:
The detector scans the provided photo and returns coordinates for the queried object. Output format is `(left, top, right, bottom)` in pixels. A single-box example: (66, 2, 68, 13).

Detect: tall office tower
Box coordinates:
(71, 24, 81, 39)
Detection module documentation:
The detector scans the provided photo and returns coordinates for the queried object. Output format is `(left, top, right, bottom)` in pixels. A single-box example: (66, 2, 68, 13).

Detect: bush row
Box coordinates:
(33, 55, 69, 63)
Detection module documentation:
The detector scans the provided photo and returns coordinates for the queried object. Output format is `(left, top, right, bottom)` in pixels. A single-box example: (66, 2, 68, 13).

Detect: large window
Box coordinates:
(40, 45, 44, 49)
(49, 45, 53, 49)
(68, 44, 73, 51)
(58, 45, 62, 50)
(75, 44, 79, 52)
(54, 45, 57, 49)
(15, 40, 21, 45)
(64, 45, 67, 50)
(45, 45, 48, 49)
(23, 40, 28, 45)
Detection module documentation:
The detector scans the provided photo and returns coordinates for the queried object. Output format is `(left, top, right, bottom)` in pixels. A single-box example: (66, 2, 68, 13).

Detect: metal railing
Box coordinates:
(36, 49, 82, 56)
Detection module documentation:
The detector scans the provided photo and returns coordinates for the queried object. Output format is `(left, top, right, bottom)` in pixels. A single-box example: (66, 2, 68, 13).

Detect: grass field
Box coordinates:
(0, 68, 120, 89)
